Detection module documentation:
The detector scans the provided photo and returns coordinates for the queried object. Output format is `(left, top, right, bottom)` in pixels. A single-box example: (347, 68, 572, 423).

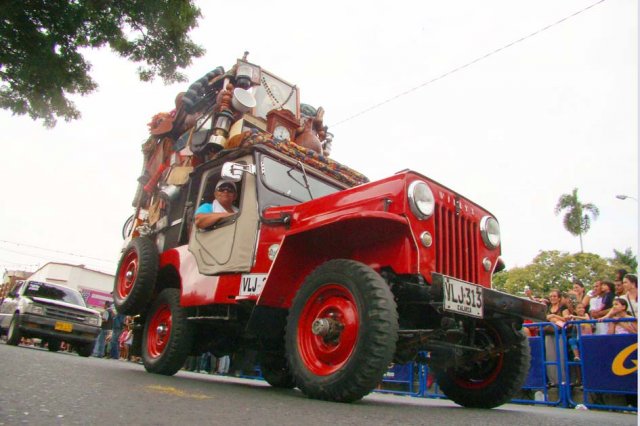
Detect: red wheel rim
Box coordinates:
(452, 326, 503, 389)
(147, 303, 171, 359)
(297, 284, 359, 376)
(117, 250, 138, 299)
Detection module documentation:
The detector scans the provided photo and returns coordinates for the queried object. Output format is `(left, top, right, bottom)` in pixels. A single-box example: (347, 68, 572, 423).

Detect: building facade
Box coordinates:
(1, 270, 33, 299)
(26, 263, 114, 309)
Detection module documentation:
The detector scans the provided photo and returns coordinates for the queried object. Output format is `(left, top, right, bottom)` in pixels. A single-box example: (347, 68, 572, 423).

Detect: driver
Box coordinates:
(194, 180, 239, 229)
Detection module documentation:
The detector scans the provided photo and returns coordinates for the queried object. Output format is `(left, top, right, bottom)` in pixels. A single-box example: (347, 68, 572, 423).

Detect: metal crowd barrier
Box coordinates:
(374, 360, 424, 396)
(372, 319, 637, 412)
(511, 322, 565, 406)
(562, 318, 638, 412)
(233, 320, 636, 412)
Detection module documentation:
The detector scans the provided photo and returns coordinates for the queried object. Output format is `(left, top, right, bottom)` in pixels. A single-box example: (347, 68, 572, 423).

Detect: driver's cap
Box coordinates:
(215, 180, 237, 192)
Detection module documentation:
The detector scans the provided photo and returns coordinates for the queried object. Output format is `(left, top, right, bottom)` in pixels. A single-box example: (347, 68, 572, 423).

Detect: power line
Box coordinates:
(0, 239, 117, 264)
(330, 0, 607, 128)
(0, 246, 54, 260)
(0, 258, 39, 270)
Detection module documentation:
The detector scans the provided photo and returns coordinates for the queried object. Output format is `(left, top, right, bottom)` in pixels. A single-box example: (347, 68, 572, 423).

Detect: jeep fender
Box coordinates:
(256, 212, 417, 310)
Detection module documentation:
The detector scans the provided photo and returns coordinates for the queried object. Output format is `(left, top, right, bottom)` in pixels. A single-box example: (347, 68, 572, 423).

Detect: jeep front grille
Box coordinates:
(434, 204, 479, 283)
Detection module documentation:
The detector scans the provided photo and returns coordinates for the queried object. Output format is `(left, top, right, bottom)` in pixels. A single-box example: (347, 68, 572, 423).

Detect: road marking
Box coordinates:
(146, 385, 211, 399)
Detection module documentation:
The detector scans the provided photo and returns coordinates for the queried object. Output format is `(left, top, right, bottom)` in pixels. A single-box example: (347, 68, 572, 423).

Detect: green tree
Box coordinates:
(0, 0, 204, 127)
(610, 248, 638, 274)
(554, 188, 599, 253)
(493, 250, 617, 297)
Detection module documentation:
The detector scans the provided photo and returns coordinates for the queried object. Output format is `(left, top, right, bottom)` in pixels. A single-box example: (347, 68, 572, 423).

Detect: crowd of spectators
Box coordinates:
(522, 270, 638, 406)
(88, 302, 252, 377)
(88, 301, 240, 375)
(524, 270, 638, 337)
(91, 302, 139, 362)
(183, 352, 232, 375)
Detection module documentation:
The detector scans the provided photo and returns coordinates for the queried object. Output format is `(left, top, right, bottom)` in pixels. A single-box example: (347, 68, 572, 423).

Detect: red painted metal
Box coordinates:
(297, 284, 359, 376)
(159, 168, 499, 308)
(158, 246, 239, 307)
(433, 195, 483, 284)
(146, 303, 171, 359)
(257, 214, 415, 308)
(116, 249, 138, 299)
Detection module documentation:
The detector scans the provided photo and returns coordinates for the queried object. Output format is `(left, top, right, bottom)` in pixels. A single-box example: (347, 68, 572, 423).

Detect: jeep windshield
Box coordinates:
(260, 155, 340, 203)
(23, 281, 86, 307)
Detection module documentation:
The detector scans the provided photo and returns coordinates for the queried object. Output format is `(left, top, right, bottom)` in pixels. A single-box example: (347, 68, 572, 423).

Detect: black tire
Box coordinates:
(260, 352, 296, 389)
(434, 321, 531, 408)
(142, 289, 194, 375)
(183, 67, 224, 114)
(6, 314, 22, 346)
(114, 237, 158, 315)
(48, 339, 61, 352)
(76, 342, 94, 357)
(122, 214, 135, 239)
(285, 259, 398, 402)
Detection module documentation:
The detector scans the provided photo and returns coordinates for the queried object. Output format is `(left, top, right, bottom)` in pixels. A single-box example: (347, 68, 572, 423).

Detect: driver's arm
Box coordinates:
(195, 211, 234, 229)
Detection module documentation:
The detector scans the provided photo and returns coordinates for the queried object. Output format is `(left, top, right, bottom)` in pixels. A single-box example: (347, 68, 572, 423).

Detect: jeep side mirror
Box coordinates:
(221, 162, 256, 182)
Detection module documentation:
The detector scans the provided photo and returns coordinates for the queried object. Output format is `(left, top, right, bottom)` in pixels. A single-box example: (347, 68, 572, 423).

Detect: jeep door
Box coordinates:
(188, 154, 260, 275)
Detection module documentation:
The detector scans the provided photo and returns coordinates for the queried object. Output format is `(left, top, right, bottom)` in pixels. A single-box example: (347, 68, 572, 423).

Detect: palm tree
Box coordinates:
(554, 188, 599, 253)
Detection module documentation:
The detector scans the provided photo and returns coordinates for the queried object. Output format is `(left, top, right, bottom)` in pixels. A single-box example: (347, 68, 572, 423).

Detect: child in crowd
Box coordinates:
(568, 303, 592, 361)
(601, 298, 637, 335)
(119, 325, 132, 360)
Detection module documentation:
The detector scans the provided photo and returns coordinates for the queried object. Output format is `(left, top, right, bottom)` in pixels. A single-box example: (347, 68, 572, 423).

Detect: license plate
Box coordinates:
(443, 276, 484, 318)
(239, 274, 267, 296)
(55, 321, 73, 332)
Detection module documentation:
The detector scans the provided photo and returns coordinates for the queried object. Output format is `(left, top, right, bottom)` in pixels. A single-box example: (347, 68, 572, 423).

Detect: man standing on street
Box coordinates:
(110, 305, 126, 360)
(93, 301, 113, 357)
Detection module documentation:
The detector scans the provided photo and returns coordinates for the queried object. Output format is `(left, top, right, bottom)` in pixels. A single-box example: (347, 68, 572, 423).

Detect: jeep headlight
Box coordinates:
(86, 316, 100, 326)
(408, 181, 435, 220)
(480, 216, 501, 249)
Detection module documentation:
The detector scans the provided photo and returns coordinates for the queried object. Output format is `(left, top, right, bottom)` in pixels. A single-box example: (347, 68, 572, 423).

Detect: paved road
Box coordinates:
(0, 343, 635, 425)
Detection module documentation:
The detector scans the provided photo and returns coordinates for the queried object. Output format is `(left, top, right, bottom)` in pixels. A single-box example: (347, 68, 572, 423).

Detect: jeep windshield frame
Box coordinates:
(257, 153, 341, 206)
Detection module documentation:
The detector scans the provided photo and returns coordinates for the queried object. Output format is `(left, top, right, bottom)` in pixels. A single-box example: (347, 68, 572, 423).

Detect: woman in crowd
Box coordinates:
(568, 279, 585, 308)
(622, 274, 637, 317)
(544, 289, 569, 387)
(546, 289, 569, 328)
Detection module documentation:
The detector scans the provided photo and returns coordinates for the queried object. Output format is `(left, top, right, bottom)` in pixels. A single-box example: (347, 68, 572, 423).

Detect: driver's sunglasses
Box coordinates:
(216, 187, 235, 193)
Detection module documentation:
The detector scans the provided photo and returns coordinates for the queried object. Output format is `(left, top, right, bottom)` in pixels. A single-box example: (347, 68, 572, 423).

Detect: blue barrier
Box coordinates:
(511, 322, 565, 407)
(375, 319, 636, 412)
(375, 361, 423, 396)
(563, 318, 637, 412)
(420, 364, 448, 400)
(237, 319, 636, 412)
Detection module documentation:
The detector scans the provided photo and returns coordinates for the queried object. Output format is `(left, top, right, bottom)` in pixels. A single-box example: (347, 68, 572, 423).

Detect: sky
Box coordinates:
(0, 0, 637, 277)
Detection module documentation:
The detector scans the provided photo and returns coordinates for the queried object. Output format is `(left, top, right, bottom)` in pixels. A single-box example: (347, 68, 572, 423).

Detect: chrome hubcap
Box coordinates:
(156, 324, 168, 338)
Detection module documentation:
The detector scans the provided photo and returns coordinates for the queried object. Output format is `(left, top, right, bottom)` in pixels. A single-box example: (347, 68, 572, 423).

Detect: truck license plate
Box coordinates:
(443, 276, 484, 318)
(54, 321, 73, 332)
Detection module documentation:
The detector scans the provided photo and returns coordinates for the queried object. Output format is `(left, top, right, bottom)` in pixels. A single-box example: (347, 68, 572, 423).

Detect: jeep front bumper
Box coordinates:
(431, 273, 546, 322)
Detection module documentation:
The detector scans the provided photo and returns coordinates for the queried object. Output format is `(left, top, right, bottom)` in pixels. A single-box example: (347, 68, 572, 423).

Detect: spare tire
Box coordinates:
(113, 237, 158, 315)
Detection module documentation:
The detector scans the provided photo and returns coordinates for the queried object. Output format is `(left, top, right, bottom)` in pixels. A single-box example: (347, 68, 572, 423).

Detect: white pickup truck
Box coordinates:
(0, 280, 101, 356)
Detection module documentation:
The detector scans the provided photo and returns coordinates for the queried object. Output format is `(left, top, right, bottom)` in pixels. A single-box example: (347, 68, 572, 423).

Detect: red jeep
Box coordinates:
(114, 57, 546, 408)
